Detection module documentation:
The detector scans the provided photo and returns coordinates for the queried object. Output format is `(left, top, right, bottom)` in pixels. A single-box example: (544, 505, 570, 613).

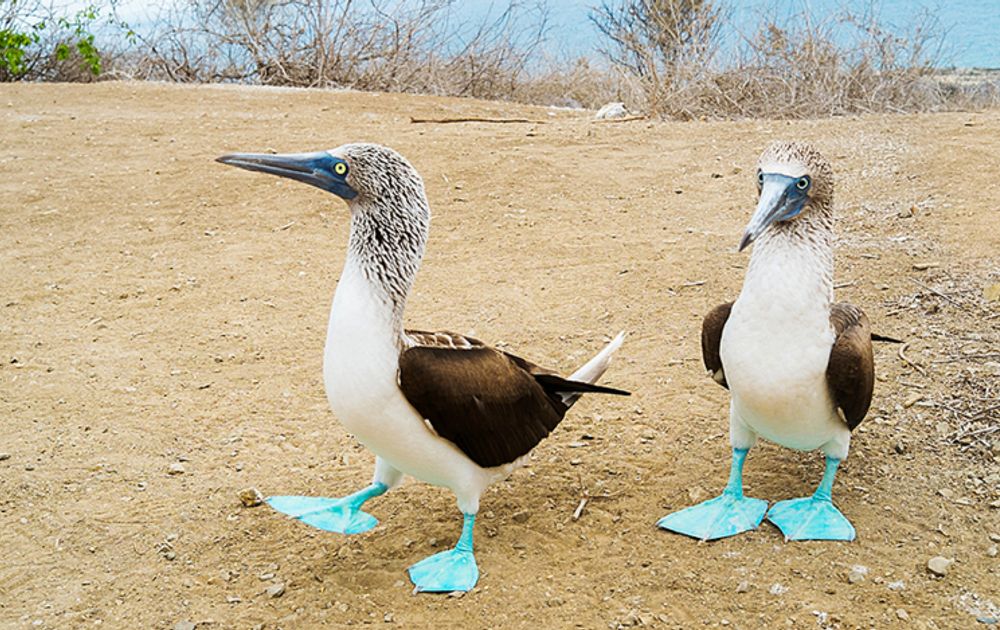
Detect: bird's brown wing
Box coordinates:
(399, 332, 627, 468)
(827, 303, 875, 431)
(701, 302, 734, 389)
(398, 337, 568, 468)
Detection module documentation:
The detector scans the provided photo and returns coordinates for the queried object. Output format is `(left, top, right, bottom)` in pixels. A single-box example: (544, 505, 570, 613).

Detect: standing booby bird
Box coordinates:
(658, 141, 875, 542)
(216, 143, 628, 592)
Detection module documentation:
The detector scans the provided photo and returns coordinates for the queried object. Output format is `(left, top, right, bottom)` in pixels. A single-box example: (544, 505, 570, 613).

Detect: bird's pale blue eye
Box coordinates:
(796, 176, 810, 190)
(334, 162, 348, 176)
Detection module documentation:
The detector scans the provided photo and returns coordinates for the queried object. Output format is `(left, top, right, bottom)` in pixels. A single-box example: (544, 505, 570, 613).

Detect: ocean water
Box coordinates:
(538, 0, 1000, 68)
(102, 0, 1000, 69)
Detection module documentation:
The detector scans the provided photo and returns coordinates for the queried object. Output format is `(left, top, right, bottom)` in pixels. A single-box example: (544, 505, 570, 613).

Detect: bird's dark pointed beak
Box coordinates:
(739, 174, 805, 252)
(216, 151, 357, 200)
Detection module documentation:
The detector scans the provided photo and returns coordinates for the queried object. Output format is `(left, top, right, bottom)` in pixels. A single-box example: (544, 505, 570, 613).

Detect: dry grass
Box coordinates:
(591, 1, 1000, 119)
(5, 0, 1000, 116)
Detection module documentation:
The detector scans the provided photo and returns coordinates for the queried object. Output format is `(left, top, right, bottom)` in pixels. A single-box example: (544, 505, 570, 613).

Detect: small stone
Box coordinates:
(594, 102, 628, 120)
(896, 609, 909, 621)
(927, 556, 953, 576)
(847, 566, 867, 584)
(174, 622, 196, 630)
(511, 510, 531, 523)
(266, 582, 285, 598)
(986, 545, 997, 558)
(736, 580, 751, 593)
(894, 441, 906, 454)
(383, 612, 394, 623)
(0, 453, 10, 461)
(769, 583, 787, 596)
(168, 462, 186, 475)
(225, 595, 241, 604)
(164, 551, 176, 561)
(259, 572, 275, 581)
(887, 580, 905, 591)
(238, 487, 263, 508)
(989, 533, 1000, 543)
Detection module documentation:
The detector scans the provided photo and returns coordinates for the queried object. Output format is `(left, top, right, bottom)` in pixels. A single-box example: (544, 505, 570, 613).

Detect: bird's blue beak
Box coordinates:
(216, 151, 358, 200)
(738, 173, 809, 251)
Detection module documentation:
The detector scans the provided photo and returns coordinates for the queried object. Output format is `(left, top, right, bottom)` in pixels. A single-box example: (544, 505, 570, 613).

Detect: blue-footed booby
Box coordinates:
(657, 141, 876, 542)
(216, 143, 629, 592)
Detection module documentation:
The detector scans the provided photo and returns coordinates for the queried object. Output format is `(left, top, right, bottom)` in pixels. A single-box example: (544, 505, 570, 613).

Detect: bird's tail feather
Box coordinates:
(559, 332, 627, 407)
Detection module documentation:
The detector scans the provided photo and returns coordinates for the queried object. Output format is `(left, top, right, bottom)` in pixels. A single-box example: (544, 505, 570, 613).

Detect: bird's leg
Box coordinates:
(267, 482, 388, 535)
(407, 512, 479, 593)
(657, 447, 768, 541)
(766, 456, 855, 541)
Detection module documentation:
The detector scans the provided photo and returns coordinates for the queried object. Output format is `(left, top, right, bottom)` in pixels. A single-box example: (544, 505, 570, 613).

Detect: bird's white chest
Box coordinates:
(720, 248, 838, 449)
(323, 263, 407, 439)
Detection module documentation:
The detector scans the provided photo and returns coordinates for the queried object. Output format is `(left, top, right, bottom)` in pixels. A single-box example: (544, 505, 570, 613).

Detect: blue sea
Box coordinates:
(104, 0, 1000, 69)
(517, 0, 1000, 68)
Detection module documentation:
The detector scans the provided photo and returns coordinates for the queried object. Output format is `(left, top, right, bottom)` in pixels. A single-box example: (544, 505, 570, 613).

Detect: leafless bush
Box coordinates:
(590, 0, 724, 116)
(591, 1, 998, 119)
(114, 0, 549, 100)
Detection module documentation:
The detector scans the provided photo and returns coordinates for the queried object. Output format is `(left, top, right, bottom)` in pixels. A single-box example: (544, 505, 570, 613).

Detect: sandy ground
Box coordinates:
(1, 82, 998, 629)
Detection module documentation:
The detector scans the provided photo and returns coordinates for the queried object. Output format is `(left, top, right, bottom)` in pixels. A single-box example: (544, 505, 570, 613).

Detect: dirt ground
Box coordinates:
(1, 82, 998, 629)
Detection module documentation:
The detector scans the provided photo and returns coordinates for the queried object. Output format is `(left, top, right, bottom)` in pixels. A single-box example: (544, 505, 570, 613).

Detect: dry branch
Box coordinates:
(409, 116, 545, 124)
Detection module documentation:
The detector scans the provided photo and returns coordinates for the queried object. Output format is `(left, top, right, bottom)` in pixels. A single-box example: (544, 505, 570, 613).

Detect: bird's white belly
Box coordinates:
(322, 263, 498, 504)
(721, 273, 841, 452)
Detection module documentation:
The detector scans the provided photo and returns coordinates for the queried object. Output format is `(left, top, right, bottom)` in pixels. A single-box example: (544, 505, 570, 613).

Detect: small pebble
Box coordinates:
(226, 595, 241, 604)
(847, 565, 868, 584)
(887, 580, 905, 591)
(736, 581, 750, 593)
(266, 582, 285, 598)
(238, 487, 263, 508)
(990, 533, 1000, 543)
(259, 572, 275, 581)
(168, 462, 186, 475)
(511, 510, 531, 523)
(769, 583, 787, 596)
(383, 612, 394, 623)
(927, 556, 953, 576)
(896, 609, 909, 621)
(986, 545, 997, 558)
(174, 622, 196, 630)
(0, 453, 10, 461)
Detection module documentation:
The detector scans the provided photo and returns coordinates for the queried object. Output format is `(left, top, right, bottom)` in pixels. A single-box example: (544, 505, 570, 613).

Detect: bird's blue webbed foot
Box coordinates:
(408, 513, 479, 593)
(657, 447, 768, 541)
(267, 482, 388, 534)
(766, 457, 855, 541)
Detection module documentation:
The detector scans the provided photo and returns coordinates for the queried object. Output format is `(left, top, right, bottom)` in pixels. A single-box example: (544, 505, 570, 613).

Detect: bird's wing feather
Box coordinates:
(397, 343, 568, 468)
(701, 302, 733, 389)
(827, 303, 875, 431)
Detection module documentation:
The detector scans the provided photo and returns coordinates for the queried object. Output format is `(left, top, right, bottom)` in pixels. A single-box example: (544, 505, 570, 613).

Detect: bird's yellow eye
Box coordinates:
(334, 162, 347, 176)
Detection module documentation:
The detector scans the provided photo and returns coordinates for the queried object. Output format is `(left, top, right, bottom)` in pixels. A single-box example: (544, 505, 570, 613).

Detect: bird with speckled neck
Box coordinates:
(216, 143, 629, 592)
(657, 141, 880, 542)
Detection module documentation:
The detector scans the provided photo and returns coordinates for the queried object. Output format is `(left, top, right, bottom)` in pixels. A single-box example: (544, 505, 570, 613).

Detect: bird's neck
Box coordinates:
(742, 211, 834, 315)
(340, 199, 429, 338)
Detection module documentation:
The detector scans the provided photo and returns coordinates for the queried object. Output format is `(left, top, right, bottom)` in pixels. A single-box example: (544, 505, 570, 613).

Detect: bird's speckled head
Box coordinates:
(329, 143, 426, 208)
(740, 141, 834, 251)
